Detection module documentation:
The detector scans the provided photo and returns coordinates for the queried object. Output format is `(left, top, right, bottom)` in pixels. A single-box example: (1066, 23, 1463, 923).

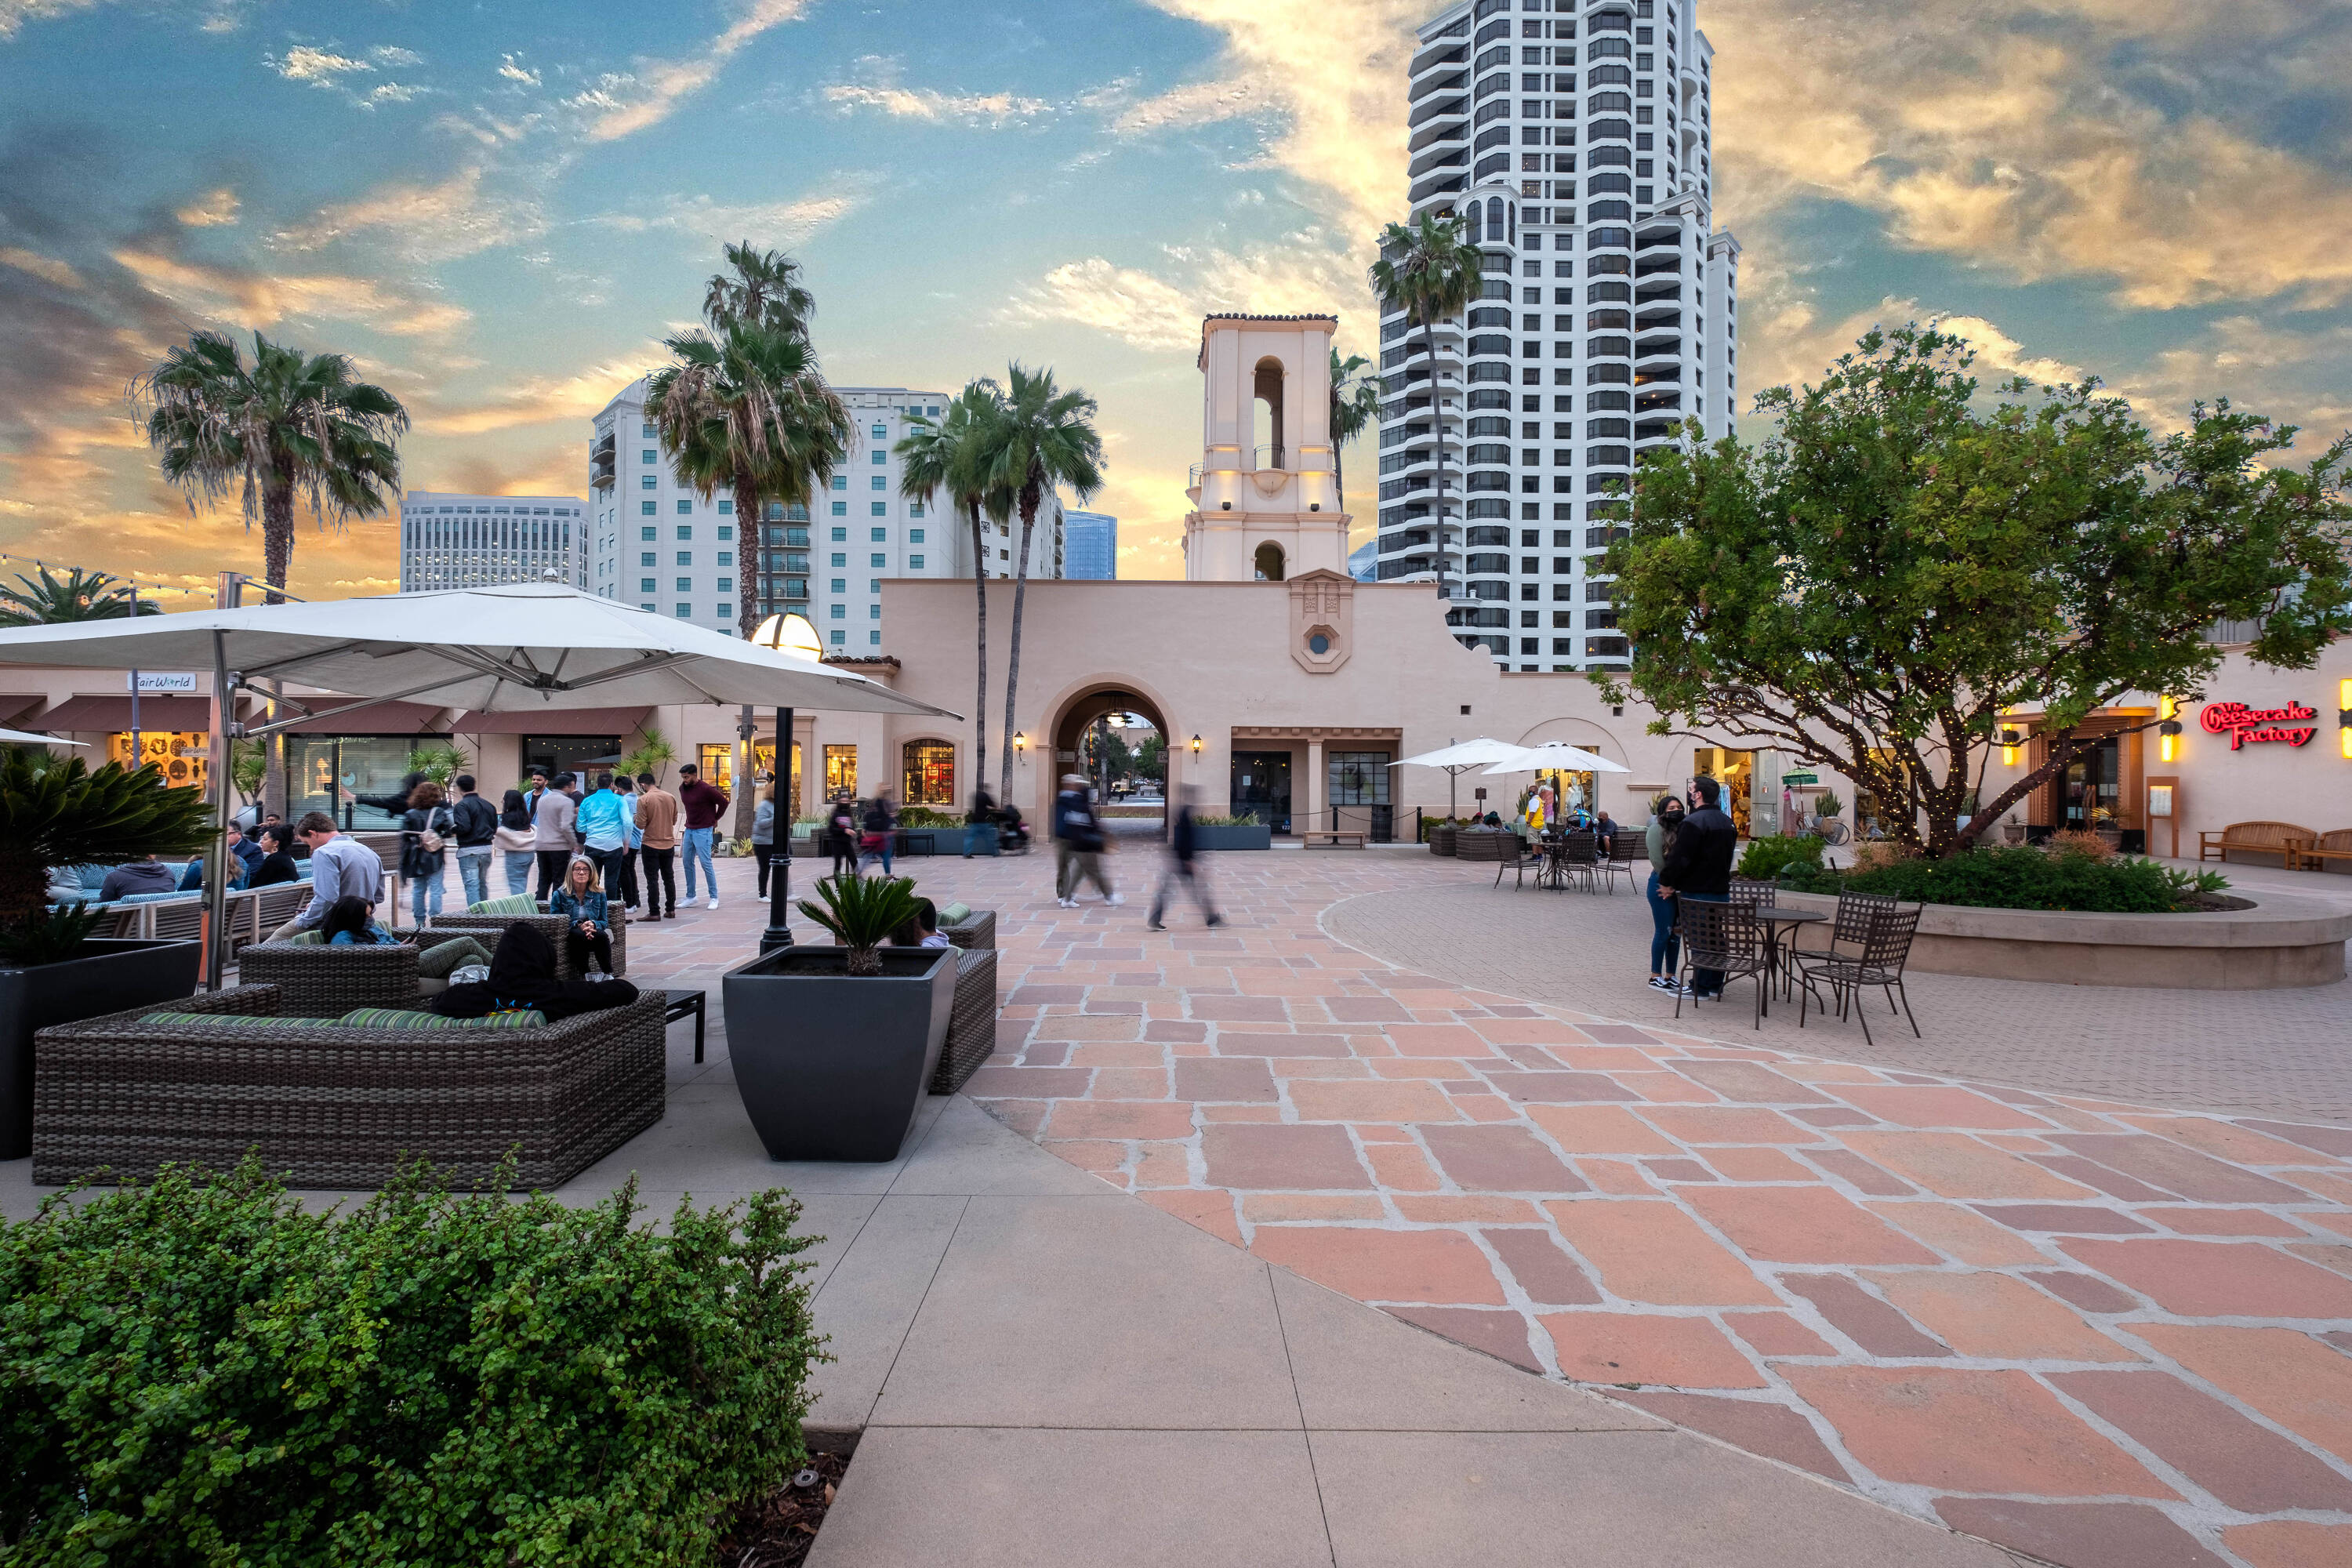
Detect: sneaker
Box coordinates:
(1058, 898, 1076, 909)
(707, 898, 720, 911)
(1106, 892, 1124, 907)
(1647, 976, 1674, 992)
(1206, 915, 1225, 927)
(1146, 920, 1166, 931)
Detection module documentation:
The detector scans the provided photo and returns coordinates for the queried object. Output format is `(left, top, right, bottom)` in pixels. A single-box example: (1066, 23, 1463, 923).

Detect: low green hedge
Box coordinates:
(1736, 833, 1825, 880)
(2, 1159, 821, 1566)
(1778, 845, 2227, 913)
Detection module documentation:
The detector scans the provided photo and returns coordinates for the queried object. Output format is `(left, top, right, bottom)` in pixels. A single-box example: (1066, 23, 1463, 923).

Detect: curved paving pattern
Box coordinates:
(943, 851, 2352, 1568)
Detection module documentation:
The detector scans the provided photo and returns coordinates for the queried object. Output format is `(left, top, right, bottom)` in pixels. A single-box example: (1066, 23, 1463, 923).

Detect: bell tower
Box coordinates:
(1181, 314, 1353, 582)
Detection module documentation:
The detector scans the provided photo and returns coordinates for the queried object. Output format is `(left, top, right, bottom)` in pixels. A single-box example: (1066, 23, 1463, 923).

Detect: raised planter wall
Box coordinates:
(2, 938, 201, 1160)
(1195, 824, 1272, 851)
(1773, 889, 2351, 990)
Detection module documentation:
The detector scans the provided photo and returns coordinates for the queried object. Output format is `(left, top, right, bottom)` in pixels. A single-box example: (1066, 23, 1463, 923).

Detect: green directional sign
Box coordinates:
(1780, 772, 1819, 786)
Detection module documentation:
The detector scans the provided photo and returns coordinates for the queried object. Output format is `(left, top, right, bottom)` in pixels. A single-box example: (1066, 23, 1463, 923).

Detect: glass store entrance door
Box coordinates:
(1230, 751, 1292, 833)
(2062, 736, 2122, 831)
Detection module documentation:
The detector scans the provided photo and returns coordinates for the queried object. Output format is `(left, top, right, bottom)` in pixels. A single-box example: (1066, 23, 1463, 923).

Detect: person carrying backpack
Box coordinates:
(400, 780, 456, 927)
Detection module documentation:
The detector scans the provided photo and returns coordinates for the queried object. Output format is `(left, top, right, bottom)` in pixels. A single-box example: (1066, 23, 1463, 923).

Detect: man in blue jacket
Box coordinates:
(573, 774, 633, 910)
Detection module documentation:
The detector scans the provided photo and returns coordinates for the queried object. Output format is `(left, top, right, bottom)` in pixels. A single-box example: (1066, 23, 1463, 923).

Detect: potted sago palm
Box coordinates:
(0, 750, 213, 1157)
(719, 873, 955, 1161)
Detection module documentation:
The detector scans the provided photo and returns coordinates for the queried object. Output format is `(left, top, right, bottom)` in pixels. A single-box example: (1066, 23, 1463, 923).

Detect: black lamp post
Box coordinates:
(749, 612, 824, 955)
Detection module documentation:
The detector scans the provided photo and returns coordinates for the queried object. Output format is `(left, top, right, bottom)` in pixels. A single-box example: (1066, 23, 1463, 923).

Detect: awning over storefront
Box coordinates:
(277, 700, 448, 735)
(0, 695, 43, 726)
(37, 695, 216, 731)
(451, 706, 651, 735)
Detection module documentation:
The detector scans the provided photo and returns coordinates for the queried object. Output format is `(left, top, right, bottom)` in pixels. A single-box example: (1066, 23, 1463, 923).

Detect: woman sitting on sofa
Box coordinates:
(548, 855, 615, 978)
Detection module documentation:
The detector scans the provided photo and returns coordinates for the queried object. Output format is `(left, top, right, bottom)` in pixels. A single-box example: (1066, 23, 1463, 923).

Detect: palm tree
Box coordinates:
(1368, 212, 1483, 601)
(897, 381, 1010, 806)
(1327, 347, 1381, 510)
(969, 364, 1105, 804)
(134, 329, 406, 604)
(0, 567, 162, 626)
(702, 240, 815, 337)
(655, 241, 844, 841)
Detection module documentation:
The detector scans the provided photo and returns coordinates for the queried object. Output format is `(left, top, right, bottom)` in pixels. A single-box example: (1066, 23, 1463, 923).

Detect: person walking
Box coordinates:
(751, 778, 779, 896)
(611, 774, 643, 913)
(268, 811, 385, 942)
(1657, 775, 1737, 1000)
(1643, 793, 1687, 992)
(964, 786, 999, 858)
(633, 771, 681, 920)
(826, 792, 858, 877)
(494, 789, 537, 896)
(1053, 773, 1118, 908)
(448, 772, 498, 909)
(532, 770, 580, 898)
(1147, 786, 1221, 930)
(400, 779, 455, 928)
(548, 855, 616, 977)
(856, 789, 897, 877)
(677, 762, 729, 910)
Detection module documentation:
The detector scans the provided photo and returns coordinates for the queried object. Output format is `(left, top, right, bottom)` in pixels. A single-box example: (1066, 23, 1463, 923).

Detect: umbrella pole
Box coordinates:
(201, 630, 232, 991)
(760, 704, 793, 953)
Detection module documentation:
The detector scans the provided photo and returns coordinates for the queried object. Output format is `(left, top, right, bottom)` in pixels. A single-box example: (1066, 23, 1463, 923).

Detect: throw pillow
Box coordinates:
(286, 931, 325, 946)
(140, 1011, 311, 1029)
(940, 902, 972, 926)
(466, 893, 542, 916)
(415, 936, 493, 979)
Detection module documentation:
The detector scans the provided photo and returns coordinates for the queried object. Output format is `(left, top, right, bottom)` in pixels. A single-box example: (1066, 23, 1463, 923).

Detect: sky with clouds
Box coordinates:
(1, 0, 2347, 604)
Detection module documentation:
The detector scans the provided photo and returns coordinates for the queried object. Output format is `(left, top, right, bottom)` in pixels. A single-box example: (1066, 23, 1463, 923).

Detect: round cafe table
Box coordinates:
(1752, 906, 1828, 1006)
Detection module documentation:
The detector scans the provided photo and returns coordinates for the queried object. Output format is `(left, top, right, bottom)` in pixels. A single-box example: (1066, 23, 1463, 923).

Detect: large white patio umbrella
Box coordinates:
(0, 584, 958, 982)
(1390, 737, 1523, 820)
(0, 728, 86, 746)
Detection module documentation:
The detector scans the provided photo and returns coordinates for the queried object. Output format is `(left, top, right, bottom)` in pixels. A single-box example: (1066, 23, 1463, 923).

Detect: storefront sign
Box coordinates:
(125, 672, 198, 693)
(2199, 700, 2318, 751)
(1781, 772, 1818, 785)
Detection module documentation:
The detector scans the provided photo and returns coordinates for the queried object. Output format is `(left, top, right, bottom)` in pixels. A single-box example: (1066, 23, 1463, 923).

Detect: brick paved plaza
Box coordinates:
(698, 840, 2352, 1568)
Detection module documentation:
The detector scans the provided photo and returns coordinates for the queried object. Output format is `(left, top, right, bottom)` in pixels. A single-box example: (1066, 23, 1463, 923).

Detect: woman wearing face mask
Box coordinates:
(1645, 792, 1688, 993)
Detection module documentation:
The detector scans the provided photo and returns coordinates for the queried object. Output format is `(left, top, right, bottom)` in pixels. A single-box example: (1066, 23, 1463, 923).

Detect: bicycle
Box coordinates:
(1807, 818, 1852, 847)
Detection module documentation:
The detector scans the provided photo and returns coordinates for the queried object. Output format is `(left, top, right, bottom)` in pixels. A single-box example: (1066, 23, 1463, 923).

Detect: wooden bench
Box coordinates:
(2288, 829, 2352, 873)
(2199, 821, 2316, 865)
(1303, 830, 1367, 849)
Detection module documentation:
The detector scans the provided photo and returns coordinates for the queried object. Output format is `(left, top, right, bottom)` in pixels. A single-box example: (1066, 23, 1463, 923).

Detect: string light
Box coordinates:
(0, 550, 215, 603)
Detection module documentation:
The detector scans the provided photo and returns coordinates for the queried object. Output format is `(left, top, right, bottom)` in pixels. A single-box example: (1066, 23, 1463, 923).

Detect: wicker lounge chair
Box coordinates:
(237, 929, 488, 1018)
(31, 982, 666, 1190)
(930, 946, 1002, 1095)
(942, 907, 997, 950)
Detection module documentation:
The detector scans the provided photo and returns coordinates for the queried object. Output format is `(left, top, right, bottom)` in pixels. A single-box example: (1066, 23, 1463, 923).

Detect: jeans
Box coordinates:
(1054, 841, 1112, 901)
(502, 849, 535, 896)
(612, 843, 641, 909)
(535, 849, 572, 898)
(856, 839, 893, 877)
(1645, 871, 1679, 977)
(641, 845, 677, 914)
(964, 822, 999, 858)
(456, 847, 492, 909)
(682, 827, 716, 899)
(752, 842, 775, 895)
(1679, 891, 1728, 997)
(409, 864, 445, 926)
(565, 927, 615, 975)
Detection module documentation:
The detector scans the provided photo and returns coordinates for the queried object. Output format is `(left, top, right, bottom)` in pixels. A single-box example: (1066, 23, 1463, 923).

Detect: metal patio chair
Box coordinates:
(1674, 898, 1770, 1029)
(1796, 900, 1924, 1046)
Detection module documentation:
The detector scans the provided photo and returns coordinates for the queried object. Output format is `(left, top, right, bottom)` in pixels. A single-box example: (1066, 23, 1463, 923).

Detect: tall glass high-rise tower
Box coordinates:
(1378, 0, 1740, 673)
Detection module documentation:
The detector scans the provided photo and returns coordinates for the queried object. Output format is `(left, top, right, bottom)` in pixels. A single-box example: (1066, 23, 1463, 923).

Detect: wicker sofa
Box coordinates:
(31, 982, 666, 1190)
(931, 906, 1000, 1095)
(236, 928, 492, 1017)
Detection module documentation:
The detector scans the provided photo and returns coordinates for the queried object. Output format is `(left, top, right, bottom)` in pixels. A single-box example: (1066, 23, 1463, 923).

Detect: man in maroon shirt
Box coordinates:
(677, 762, 731, 909)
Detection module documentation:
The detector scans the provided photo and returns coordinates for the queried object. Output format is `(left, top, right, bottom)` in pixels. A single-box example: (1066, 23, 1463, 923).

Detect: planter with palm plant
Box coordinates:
(719, 873, 955, 1161)
(1368, 213, 1483, 604)
(0, 751, 216, 1158)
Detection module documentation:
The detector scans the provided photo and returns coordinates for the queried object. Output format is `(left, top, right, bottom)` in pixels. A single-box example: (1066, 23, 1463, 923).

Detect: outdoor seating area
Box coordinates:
(2200, 818, 2318, 866)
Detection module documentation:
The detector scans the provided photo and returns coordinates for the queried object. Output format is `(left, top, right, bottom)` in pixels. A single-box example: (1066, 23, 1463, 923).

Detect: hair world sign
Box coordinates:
(2199, 700, 2319, 751)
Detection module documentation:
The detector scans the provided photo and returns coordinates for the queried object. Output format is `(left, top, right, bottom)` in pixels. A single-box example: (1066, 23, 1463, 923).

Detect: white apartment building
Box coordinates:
(587, 380, 1060, 648)
(1381, 0, 1740, 673)
(397, 492, 589, 592)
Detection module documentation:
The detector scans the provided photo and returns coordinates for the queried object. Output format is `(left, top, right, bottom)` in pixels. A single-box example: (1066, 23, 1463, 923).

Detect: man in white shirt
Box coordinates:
(267, 811, 386, 942)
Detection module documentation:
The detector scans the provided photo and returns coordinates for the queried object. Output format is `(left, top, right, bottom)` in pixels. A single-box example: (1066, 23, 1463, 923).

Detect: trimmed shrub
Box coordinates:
(1, 1158, 820, 1566)
(1778, 845, 2226, 913)
(1735, 833, 1825, 880)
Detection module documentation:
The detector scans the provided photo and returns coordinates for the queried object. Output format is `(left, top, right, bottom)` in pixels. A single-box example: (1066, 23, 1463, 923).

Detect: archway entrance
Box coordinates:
(1047, 683, 1171, 840)
(1254, 541, 1287, 582)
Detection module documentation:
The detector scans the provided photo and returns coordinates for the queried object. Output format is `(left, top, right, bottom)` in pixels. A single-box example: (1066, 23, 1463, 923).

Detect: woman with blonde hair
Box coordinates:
(548, 855, 615, 977)
(750, 775, 779, 898)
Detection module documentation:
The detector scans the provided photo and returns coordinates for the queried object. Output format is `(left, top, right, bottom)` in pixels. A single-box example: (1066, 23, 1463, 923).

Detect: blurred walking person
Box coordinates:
(1053, 773, 1119, 908)
(1147, 786, 1221, 930)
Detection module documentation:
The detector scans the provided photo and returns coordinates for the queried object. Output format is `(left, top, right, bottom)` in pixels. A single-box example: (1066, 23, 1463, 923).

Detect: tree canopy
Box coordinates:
(1599, 325, 2352, 857)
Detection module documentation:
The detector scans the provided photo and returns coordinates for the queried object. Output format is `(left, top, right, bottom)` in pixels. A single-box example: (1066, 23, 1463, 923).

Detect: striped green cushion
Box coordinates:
(941, 902, 972, 925)
(466, 894, 542, 916)
(335, 1007, 546, 1030)
(287, 931, 325, 946)
(140, 1011, 310, 1029)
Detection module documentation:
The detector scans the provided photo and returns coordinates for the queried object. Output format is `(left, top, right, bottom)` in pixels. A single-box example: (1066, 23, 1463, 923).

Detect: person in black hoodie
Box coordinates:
(1657, 774, 1737, 1000)
(430, 920, 637, 1022)
(1147, 786, 1221, 930)
(448, 771, 500, 909)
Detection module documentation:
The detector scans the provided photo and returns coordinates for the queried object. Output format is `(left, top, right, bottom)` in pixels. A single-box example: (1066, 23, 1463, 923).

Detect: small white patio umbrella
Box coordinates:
(1390, 737, 1523, 820)
(1481, 741, 1631, 824)
(0, 584, 958, 982)
(0, 728, 87, 746)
